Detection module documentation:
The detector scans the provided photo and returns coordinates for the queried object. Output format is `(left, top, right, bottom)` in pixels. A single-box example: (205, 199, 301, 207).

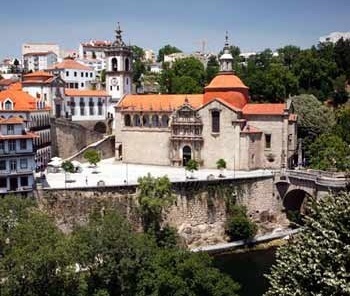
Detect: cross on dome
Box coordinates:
(113, 22, 126, 46)
(219, 31, 234, 73)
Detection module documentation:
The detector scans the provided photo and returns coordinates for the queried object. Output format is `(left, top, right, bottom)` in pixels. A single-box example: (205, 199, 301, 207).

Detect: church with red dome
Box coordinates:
(115, 36, 297, 170)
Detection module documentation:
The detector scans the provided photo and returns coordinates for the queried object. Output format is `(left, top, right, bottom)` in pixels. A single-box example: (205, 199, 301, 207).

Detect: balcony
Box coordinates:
(0, 169, 34, 176)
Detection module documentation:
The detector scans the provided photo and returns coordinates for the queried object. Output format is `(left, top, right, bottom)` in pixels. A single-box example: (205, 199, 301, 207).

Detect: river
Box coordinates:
(214, 247, 277, 296)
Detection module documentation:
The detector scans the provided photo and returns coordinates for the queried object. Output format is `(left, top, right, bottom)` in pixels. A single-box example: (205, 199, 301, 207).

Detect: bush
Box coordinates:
(225, 205, 257, 241)
(83, 149, 101, 166)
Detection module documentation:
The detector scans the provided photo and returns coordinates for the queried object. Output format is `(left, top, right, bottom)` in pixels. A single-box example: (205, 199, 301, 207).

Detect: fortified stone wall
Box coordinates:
(37, 177, 288, 248)
(51, 118, 104, 158)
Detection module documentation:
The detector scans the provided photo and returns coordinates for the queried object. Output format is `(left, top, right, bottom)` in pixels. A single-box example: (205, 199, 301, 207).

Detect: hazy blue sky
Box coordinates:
(1, 0, 349, 58)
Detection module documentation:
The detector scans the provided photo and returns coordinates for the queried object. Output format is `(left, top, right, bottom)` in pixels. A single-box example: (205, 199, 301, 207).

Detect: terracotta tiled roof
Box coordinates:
(241, 125, 262, 134)
(65, 89, 109, 97)
(0, 78, 18, 86)
(0, 89, 38, 110)
(205, 73, 248, 90)
(242, 103, 286, 115)
(23, 71, 53, 78)
(48, 59, 92, 71)
(0, 116, 24, 124)
(118, 94, 204, 111)
(289, 114, 297, 122)
(8, 82, 22, 91)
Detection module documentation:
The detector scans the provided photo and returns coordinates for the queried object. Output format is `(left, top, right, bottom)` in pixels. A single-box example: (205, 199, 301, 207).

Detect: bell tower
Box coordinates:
(105, 23, 133, 102)
(219, 32, 234, 73)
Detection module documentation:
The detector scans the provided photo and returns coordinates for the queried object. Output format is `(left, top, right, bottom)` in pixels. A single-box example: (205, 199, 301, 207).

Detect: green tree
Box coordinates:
(206, 55, 220, 83)
(332, 74, 349, 106)
(277, 45, 301, 69)
(100, 69, 106, 84)
(137, 248, 240, 296)
(83, 149, 101, 166)
(137, 174, 174, 235)
(334, 106, 350, 144)
(185, 159, 199, 177)
(61, 160, 75, 173)
(2, 211, 80, 296)
(216, 158, 227, 177)
(157, 44, 182, 62)
(172, 75, 202, 94)
(225, 205, 257, 241)
(132, 45, 146, 86)
(334, 37, 350, 79)
(265, 192, 350, 296)
(309, 133, 350, 171)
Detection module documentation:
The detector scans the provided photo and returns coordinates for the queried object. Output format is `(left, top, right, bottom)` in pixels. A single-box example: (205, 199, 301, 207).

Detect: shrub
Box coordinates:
(83, 149, 101, 166)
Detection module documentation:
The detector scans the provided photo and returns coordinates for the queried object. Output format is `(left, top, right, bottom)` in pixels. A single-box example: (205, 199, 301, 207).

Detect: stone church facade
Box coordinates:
(115, 37, 297, 170)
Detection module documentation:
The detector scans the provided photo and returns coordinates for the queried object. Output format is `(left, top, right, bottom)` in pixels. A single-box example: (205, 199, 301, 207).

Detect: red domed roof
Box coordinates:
(205, 73, 248, 90)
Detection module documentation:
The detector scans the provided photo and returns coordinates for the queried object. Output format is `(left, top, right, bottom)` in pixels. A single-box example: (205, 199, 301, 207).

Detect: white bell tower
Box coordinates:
(105, 23, 133, 103)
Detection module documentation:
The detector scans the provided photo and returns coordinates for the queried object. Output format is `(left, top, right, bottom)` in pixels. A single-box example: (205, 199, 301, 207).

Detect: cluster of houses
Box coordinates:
(0, 26, 298, 195)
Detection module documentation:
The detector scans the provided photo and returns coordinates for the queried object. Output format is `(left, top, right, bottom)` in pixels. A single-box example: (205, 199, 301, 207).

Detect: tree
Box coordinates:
(206, 55, 220, 83)
(216, 158, 227, 177)
(100, 69, 106, 83)
(334, 106, 350, 144)
(185, 159, 199, 178)
(132, 45, 146, 86)
(225, 205, 257, 241)
(137, 174, 174, 236)
(332, 74, 349, 106)
(83, 149, 101, 166)
(157, 44, 182, 62)
(309, 133, 350, 171)
(61, 160, 75, 173)
(137, 248, 240, 296)
(2, 211, 80, 296)
(265, 192, 350, 296)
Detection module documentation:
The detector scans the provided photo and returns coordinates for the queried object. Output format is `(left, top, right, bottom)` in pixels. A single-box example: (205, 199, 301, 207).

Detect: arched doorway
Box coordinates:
(94, 121, 107, 134)
(182, 146, 192, 166)
(283, 189, 311, 225)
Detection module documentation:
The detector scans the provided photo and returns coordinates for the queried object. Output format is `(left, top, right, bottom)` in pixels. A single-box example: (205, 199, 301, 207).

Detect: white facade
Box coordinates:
(0, 120, 36, 194)
(319, 32, 350, 43)
(78, 40, 111, 59)
(23, 52, 58, 72)
(77, 58, 106, 74)
(62, 68, 95, 89)
(22, 43, 60, 58)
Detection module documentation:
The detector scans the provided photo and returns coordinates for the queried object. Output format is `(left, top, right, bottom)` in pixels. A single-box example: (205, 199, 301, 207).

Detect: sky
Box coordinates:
(0, 0, 349, 59)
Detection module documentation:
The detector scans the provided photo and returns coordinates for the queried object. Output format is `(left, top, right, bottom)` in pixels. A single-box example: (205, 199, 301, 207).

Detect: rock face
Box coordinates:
(37, 177, 289, 248)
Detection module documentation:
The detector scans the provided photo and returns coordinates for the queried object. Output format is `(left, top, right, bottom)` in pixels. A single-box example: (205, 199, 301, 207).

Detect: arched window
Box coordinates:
(161, 115, 169, 127)
(142, 115, 150, 127)
(152, 115, 159, 127)
(124, 114, 131, 126)
(125, 58, 130, 71)
(112, 57, 118, 71)
(211, 110, 220, 133)
(133, 114, 141, 127)
(4, 100, 12, 110)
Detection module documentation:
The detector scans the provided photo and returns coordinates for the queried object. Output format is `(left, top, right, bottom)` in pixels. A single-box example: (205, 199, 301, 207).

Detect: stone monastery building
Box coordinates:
(115, 35, 298, 171)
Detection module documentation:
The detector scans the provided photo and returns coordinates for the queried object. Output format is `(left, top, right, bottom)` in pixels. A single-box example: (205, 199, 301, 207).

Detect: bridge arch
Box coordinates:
(283, 189, 312, 225)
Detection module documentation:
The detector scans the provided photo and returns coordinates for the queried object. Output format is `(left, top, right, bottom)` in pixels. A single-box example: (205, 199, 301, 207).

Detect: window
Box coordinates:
(7, 125, 14, 135)
(20, 176, 28, 187)
(81, 82, 84, 88)
(0, 177, 6, 187)
(97, 98, 103, 116)
(10, 160, 16, 171)
(0, 141, 4, 150)
(117, 85, 119, 91)
(70, 98, 75, 116)
(20, 139, 27, 150)
(89, 98, 94, 115)
(126, 78, 129, 85)
(0, 160, 6, 170)
(5, 100, 12, 110)
(81, 72, 84, 77)
(211, 110, 220, 133)
(110, 86, 112, 91)
(74, 71, 77, 77)
(85, 72, 88, 77)
(90, 73, 93, 78)
(75, 83, 78, 89)
(20, 158, 28, 169)
(124, 114, 131, 126)
(125, 58, 130, 71)
(80, 98, 85, 116)
(265, 134, 271, 149)
(9, 140, 16, 151)
(44, 93, 47, 100)
(66, 71, 69, 77)
(112, 58, 118, 71)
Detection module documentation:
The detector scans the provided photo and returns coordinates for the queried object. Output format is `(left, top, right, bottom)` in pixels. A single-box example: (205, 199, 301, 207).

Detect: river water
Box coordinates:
(214, 247, 277, 296)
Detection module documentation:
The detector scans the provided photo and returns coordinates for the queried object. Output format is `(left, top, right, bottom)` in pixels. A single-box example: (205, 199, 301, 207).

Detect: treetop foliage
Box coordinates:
(83, 149, 101, 166)
(265, 192, 350, 296)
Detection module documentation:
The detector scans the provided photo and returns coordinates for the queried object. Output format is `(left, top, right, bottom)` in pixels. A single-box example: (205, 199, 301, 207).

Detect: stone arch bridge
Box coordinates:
(275, 169, 348, 214)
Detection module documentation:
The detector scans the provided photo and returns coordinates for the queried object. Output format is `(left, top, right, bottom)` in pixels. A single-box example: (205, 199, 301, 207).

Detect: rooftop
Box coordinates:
(48, 59, 92, 71)
(65, 89, 109, 97)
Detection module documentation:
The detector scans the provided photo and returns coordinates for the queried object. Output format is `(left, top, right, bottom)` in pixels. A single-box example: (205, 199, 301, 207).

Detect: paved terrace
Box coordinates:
(42, 158, 274, 189)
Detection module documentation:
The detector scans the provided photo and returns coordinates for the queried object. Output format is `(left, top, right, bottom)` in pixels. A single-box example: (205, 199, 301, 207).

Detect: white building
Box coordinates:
(319, 32, 350, 43)
(64, 89, 110, 121)
(47, 59, 95, 90)
(144, 49, 156, 63)
(23, 51, 58, 72)
(21, 71, 65, 118)
(79, 40, 111, 59)
(76, 57, 106, 74)
(22, 43, 60, 58)
(0, 86, 52, 172)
